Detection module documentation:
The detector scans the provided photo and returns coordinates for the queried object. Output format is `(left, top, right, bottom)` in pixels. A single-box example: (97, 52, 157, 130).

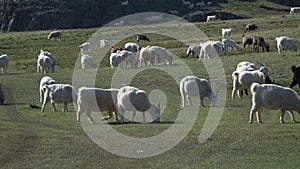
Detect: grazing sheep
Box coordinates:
(0, 54, 9, 74)
(100, 39, 109, 48)
(206, 15, 217, 22)
(81, 55, 98, 69)
(136, 34, 150, 41)
(242, 35, 253, 48)
(186, 44, 201, 57)
(41, 84, 77, 112)
(275, 36, 297, 54)
(180, 75, 217, 108)
(290, 7, 300, 15)
(290, 66, 300, 89)
(124, 42, 140, 52)
(253, 36, 270, 52)
(222, 28, 233, 38)
(79, 42, 91, 54)
(76, 87, 119, 124)
(37, 55, 55, 74)
(199, 41, 226, 59)
(139, 46, 154, 66)
(232, 67, 268, 99)
(244, 24, 257, 33)
(222, 39, 240, 50)
(39, 50, 57, 64)
(47, 31, 62, 40)
(109, 53, 123, 69)
(118, 50, 138, 68)
(0, 83, 4, 105)
(117, 86, 160, 123)
(249, 83, 300, 124)
(150, 46, 173, 65)
(39, 76, 57, 103)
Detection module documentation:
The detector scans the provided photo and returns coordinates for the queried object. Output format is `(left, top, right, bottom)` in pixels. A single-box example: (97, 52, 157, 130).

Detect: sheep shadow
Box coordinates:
(107, 121, 179, 125)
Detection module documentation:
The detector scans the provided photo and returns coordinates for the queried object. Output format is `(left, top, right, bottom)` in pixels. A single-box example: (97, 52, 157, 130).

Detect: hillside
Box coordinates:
(0, 0, 297, 31)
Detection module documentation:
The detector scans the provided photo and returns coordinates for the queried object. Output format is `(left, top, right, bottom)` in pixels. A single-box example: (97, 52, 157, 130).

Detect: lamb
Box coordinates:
(124, 42, 140, 52)
(47, 31, 62, 40)
(109, 52, 123, 69)
(79, 42, 91, 54)
(180, 76, 217, 108)
(186, 44, 201, 57)
(242, 35, 253, 48)
(0, 54, 9, 74)
(76, 87, 120, 124)
(290, 66, 300, 89)
(100, 39, 109, 48)
(275, 36, 297, 54)
(253, 36, 270, 52)
(290, 7, 300, 15)
(136, 34, 150, 41)
(222, 28, 233, 38)
(244, 24, 257, 33)
(222, 39, 240, 50)
(81, 55, 98, 69)
(117, 86, 160, 123)
(39, 76, 57, 103)
(232, 67, 268, 99)
(206, 15, 217, 22)
(199, 41, 226, 59)
(234, 61, 257, 97)
(0, 83, 4, 105)
(118, 50, 138, 68)
(41, 84, 77, 112)
(249, 83, 300, 124)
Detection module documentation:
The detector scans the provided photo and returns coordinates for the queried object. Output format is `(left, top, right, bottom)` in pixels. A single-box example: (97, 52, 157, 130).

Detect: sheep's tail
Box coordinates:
(232, 71, 239, 80)
(250, 83, 259, 93)
(291, 65, 296, 72)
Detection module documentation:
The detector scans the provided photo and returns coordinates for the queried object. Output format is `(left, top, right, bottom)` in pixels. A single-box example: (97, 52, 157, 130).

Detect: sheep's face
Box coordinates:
(150, 104, 160, 123)
(209, 92, 218, 107)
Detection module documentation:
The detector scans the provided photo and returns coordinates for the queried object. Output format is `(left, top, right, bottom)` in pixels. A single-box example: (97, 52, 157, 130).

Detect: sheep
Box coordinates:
(47, 31, 61, 40)
(37, 55, 55, 74)
(244, 24, 257, 33)
(39, 50, 57, 64)
(76, 87, 120, 124)
(275, 36, 297, 54)
(121, 0, 128, 6)
(0, 54, 9, 74)
(0, 83, 4, 105)
(39, 76, 57, 103)
(249, 83, 300, 124)
(199, 41, 226, 59)
(124, 42, 140, 52)
(117, 86, 160, 123)
(149, 46, 173, 65)
(231, 67, 268, 99)
(290, 7, 300, 15)
(118, 50, 138, 68)
(186, 44, 201, 57)
(222, 28, 233, 38)
(290, 66, 300, 89)
(136, 34, 150, 41)
(242, 35, 253, 48)
(253, 36, 270, 52)
(100, 39, 109, 48)
(234, 61, 257, 97)
(81, 55, 98, 69)
(79, 42, 91, 54)
(222, 39, 240, 50)
(111, 46, 124, 53)
(206, 15, 217, 22)
(41, 84, 77, 112)
(139, 46, 154, 66)
(109, 53, 123, 69)
(180, 75, 217, 108)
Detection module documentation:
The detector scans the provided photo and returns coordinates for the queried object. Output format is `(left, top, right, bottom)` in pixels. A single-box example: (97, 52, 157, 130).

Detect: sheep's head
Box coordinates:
(209, 90, 218, 107)
(149, 103, 160, 123)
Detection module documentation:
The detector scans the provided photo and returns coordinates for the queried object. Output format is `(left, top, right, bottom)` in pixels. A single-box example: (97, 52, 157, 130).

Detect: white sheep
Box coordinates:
(275, 36, 297, 54)
(290, 7, 300, 15)
(0, 54, 9, 74)
(206, 15, 217, 22)
(47, 31, 62, 40)
(249, 83, 300, 124)
(37, 55, 55, 74)
(100, 39, 109, 48)
(222, 28, 233, 38)
(0, 83, 4, 105)
(186, 44, 201, 57)
(118, 50, 138, 68)
(39, 76, 57, 103)
(124, 42, 140, 52)
(77, 87, 119, 124)
(139, 46, 155, 67)
(150, 46, 173, 65)
(79, 42, 91, 54)
(109, 52, 123, 69)
(117, 86, 160, 123)
(222, 39, 240, 50)
(41, 84, 77, 112)
(235, 61, 257, 73)
(199, 41, 226, 59)
(81, 55, 98, 69)
(180, 75, 217, 108)
(231, 67, 268, 99)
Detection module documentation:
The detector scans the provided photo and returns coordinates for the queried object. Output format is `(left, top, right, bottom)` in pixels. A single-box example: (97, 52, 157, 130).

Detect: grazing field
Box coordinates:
(1, 14, 300, 169)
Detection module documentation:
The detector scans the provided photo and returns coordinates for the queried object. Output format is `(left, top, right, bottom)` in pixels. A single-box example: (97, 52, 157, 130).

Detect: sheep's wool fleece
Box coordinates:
(129, 91, 151, 112)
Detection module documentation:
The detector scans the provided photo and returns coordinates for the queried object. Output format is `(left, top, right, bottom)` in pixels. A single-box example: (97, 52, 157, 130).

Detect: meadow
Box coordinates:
(0, 13, 300, 169)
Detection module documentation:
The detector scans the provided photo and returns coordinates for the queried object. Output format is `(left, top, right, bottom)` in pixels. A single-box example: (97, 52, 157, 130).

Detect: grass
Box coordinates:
(1, 9, 300, 169)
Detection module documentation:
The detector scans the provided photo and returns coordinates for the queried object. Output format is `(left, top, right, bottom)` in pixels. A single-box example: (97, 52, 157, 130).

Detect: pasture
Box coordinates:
(1, 14, 300, 169)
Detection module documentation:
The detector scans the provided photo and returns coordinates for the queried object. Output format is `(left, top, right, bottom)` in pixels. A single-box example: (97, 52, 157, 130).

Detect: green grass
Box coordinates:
(1, 12, 300, 169)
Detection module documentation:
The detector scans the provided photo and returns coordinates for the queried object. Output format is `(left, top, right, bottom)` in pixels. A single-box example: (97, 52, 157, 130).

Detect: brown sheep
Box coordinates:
(253, 36, 270, 52)
(290, 66, 300, 88)
(244, 24, 258, 33)
(242, 35, 253, 48)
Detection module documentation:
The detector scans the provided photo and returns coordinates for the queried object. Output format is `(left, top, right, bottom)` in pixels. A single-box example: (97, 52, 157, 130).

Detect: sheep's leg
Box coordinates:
(76, 106, 84, 124)
(63, 103, 68, 112)
(142, 112, 146, 123)
(51, 101, 57, 112)
(289, 78, 298, 88)
(181, 94, 186, 108)
(41, 97, 50, 112)
(120, 110, 125, 124)
(86, 111, 95, 124)
(287, 110, 296, 123)
(256, 110, 263, 124)
(200, 96, 205, 107)
(113, 111, 120, 122)
(131, 110, 136, 123)
(231, 88, 238, 99)
(187, 96, 192, 106)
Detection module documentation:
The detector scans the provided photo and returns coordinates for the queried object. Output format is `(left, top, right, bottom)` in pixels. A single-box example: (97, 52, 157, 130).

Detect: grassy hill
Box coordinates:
(1, 1, 300, 169)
